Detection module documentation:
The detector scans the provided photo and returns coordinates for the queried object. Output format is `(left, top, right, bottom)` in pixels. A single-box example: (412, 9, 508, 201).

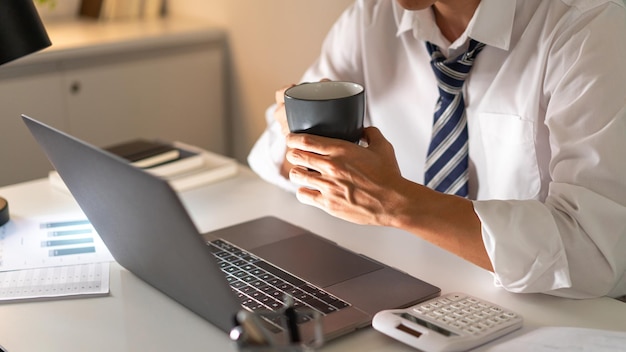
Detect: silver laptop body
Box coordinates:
(23, 114, 440, 342)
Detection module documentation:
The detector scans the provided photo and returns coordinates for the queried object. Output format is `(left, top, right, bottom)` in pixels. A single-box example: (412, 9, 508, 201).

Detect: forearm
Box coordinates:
(390, 179, 493, 271)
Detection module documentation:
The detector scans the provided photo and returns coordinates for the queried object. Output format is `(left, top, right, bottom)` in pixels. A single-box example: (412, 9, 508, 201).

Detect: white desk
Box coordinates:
(0, 167, 625, 351)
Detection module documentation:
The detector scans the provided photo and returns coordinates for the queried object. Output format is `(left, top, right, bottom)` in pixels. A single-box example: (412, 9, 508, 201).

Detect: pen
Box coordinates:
(0, 343, 7, 352)
(284, 296, 301, 344)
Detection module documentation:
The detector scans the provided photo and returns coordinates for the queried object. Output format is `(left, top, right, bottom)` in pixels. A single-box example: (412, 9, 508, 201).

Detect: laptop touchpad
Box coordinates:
(251, 234, 383, 288)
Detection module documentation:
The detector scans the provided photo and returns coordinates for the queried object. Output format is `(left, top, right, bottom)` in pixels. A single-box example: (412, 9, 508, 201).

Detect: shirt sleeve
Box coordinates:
(474, 3, 626, 299)
(247, 105, 298, 193)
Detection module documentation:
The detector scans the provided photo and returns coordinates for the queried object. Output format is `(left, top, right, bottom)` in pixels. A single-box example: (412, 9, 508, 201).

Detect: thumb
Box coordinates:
(362, 126, 397, 156)
(362, 126, 385, 146)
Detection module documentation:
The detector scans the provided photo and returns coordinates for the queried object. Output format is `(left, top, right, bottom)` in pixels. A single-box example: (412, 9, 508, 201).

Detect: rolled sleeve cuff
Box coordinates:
(473, 199, 572, 293)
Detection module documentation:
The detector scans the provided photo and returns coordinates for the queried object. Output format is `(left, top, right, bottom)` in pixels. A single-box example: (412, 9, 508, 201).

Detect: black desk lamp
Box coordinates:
(0, 0, 52, 226)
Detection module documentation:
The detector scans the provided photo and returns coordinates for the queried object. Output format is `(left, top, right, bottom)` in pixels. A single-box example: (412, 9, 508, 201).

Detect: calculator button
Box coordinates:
(470, 306, 482, 312)
(413, 307, 429, 314)
(490, 306, 504, 313)
(442, 315, 456, 323)
(442, 307, 455, 313)
(473, 312, 488, 320)
(498, 314, 511, 321)
(504, 312, 518, 318)
(477, 322, 491, 330)
(493, 319, 505, 326)
(450, 322, 464, 330)
(468, 325, 484, 334)
(420, 304, 433, 311)
(465, 315, 479, 323)
(447, 294, 464, 301)
(438, 298, 451, 305)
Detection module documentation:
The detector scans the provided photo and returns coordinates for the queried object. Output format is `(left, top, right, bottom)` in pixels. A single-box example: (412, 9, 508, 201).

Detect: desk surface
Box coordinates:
(0, 167, 625, 351)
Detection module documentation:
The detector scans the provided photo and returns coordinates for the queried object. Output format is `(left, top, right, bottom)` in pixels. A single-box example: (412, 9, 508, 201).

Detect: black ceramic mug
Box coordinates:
(284, 81, 365, 143)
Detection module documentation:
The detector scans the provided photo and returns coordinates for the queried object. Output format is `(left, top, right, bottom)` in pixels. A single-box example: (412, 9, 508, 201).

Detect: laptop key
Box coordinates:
(255, 261, 305, 287)
(319, 294, 349, 308)
(305, 298, 338, 315)
(301, 284, 324, 296)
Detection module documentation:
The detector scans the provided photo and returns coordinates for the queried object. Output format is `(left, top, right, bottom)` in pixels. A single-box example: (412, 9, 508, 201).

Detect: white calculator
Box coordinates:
(372, 293, 523, 352)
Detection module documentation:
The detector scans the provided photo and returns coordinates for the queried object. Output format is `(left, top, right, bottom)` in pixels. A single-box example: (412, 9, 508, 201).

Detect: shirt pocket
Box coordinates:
(478, 112, 541, 200)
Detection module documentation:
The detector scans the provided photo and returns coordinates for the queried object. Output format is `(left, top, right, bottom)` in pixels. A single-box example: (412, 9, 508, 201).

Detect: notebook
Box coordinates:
(22, 114, 440, 343)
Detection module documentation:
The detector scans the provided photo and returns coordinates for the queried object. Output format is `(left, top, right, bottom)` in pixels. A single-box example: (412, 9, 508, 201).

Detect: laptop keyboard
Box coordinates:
(209, 239, 350, 325)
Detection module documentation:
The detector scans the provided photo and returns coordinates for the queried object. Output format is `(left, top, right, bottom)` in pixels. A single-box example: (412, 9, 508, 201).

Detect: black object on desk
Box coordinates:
(0, 197, 8, 226)
(105, 139, 180, 168)
(284, 297, 301, 344)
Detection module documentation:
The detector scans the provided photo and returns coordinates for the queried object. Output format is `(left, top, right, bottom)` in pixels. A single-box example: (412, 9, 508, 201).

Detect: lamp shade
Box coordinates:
(0, 0, 51, 66)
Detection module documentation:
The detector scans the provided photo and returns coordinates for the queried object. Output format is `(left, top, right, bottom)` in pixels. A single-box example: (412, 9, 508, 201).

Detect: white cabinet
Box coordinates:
(0, 18, 227, 187)
(0, 65, 67, 186)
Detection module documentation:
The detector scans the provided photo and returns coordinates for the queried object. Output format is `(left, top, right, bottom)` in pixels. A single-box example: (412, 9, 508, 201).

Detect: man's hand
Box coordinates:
(285, 127, 409, 226)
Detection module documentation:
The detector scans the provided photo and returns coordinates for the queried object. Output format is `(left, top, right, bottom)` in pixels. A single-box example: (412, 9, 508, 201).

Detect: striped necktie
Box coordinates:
(424, 39, 485, 197)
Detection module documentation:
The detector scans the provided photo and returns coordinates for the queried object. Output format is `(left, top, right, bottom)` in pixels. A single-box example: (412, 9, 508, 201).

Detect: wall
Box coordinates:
(167, 0, 354, 162)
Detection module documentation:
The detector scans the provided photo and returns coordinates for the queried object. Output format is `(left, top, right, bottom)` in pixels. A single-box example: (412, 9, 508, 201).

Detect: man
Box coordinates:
(248, 0, 626, 299)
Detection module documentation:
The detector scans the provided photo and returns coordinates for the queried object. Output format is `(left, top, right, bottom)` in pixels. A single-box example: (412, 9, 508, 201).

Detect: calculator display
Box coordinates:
(396, 312, 458, 337)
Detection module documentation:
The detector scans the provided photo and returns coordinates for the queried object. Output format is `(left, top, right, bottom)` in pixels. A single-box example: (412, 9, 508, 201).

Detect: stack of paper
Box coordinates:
(49, 141, 238, 193)
(149, 141, 238, 192)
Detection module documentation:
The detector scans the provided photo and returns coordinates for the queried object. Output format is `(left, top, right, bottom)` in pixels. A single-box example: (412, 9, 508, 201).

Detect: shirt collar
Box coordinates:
(396, 0, 515, 52)
(470, 0, 515, 50)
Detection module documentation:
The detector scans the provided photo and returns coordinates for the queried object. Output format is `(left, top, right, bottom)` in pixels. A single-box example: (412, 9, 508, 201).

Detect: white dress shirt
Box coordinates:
(247, 0, 626, 299)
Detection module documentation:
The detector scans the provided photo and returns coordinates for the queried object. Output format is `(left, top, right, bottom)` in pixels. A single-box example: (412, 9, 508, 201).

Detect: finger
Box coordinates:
(289, 166, 326, 189)
(295, 187, 324, 210)
(285, 147, 321, 171)
(286, 133, 350, 156)
(275, 84, 295, 104)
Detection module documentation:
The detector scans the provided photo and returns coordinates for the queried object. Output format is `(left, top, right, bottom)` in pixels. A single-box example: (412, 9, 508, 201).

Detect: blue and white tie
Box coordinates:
(424, 39, 485, 197)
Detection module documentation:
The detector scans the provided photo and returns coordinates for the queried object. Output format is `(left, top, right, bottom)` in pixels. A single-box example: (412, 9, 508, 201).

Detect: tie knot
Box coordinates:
(427, 39, 485, 95)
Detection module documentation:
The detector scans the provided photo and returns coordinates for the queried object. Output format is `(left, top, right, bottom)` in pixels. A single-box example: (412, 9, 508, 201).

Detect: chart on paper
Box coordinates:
(0, 216, 114, 271)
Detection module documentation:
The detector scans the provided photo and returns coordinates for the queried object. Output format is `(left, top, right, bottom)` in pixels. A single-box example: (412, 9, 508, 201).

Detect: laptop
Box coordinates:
(22, 114, 440, 344)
